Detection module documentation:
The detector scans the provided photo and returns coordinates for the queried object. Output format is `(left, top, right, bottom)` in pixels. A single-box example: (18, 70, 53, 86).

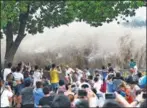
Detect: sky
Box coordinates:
(1, 7, 146, 61)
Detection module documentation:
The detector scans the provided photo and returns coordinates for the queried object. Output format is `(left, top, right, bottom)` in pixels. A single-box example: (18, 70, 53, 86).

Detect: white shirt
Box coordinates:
(89, 96, 99, 107)
(13, 72, 24, 81)
(76, 69, 83, 81)
(86, 71, 90, 77)
(94, 80, 103, 93)
(0, 88, 13, 107)
(134, 65, 138, 75)
(65, 68, 75, 77)
(33, 71, 41, 86)
(3, 68, 11, 81)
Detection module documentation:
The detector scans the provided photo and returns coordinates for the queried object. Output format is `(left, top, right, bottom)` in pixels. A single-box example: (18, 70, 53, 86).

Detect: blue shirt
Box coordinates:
(107, 81, 113, 92)
(102, 71, 107, 80)
(33, 88, 44, 107)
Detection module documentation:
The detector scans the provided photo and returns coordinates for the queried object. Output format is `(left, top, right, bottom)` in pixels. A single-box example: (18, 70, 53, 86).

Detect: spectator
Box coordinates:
(13, 66, 24, 82)
(93, 77, 102, 94)
(33, 65, 41, 87)
(13, 67, 24, 107)
(128, 78, 140, 99)
(108, 63, 114, 73)
(3, 63, 12, 81)
(138, 75, 147, 90)
(57, 80, 66, 94)
(100, 78, 107, 93)
(102, 100, 123, 108)
(33, 81, 44, 107)
(101, 66, 108, 80)
(50, 64, 61, 92)
(75, 99, 89, 108)
(106, 74, 114, 93)
(20, 78, 34, 108)
(6, 67, 15, 90)
(64, 83, 74, 96)
(0, 78, 13, 108)
(74, 89, 88, 104)
(39, 86, 54, 107)
(88, 75, 94, 88)
(118, 82, 134, 103)
(112, 72, 123, 91)
(68, 94, 75, 108)
(51, 94, 71, 108)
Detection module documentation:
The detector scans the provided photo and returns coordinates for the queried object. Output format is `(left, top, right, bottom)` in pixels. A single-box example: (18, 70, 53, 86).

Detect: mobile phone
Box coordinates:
(105, 93, 116, 99)
(143, 93, 147, 99)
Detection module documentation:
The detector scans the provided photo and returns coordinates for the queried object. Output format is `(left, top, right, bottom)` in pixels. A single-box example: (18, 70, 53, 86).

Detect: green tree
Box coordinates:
(0, 1, 144, 67)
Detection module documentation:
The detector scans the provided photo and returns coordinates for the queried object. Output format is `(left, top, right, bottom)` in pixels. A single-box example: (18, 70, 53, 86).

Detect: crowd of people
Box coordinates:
(0, 59, 146, 108)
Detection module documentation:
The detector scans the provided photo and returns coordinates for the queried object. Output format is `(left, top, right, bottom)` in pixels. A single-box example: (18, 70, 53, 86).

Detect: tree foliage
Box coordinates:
(66, 1, 144, 26)
(1, 1, 144, 35)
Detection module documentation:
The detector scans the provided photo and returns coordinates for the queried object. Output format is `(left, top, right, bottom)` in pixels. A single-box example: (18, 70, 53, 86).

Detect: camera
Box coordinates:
(105, 93, 116, 99)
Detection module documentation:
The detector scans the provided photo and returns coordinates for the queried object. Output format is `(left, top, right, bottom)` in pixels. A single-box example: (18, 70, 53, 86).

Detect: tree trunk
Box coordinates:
(4, 10, 29, 67)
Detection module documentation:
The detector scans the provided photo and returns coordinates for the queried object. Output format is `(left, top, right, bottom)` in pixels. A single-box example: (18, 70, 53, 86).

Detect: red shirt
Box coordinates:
(100, 82, 107, 93)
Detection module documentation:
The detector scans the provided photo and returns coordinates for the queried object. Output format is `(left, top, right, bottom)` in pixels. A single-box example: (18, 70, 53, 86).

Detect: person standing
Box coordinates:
(33, 81, 44, 108)
(33, 65, 41, 87)
(65, 65, 75, 83)
(20, 78, 34, 108)
(50, 64, 61, 92)
(3, 63, 12, 81)
(101, 66, 108, 80)
(0, 78, 13, 108)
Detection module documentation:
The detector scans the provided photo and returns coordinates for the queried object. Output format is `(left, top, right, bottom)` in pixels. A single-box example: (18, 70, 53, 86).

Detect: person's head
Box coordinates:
(66, 83, 71, 91)
(51, 94, 70, 108)
(102, 65, 106, 70)
(140, 99, 147, 108)
(35, 65, 39, 70)
(7, 62, 12, 68)
(11, 67, 16, 73)
(130, 59, 134, 62)
(36, 81, 43, 89)
(94, 77, 98, 82)
(59, 80, 65, 86)
(107, 74, 114, 81)
(65, 65, 69, 69)
(137, 72, 142, 78)
(78, 89, 87, 99)
(102, 100, 123, 108)
(16, 66, 21, 72)
(68, 94, 74, 102)
(24, 79, 32, 87)
(18, 62, 22, 68)
(52, 64, 56, 69)
(116, 72, 121, 78)
(75, 99, 89, 108)
(119, 82, 127, 91)
(43, 86, 50, 95)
